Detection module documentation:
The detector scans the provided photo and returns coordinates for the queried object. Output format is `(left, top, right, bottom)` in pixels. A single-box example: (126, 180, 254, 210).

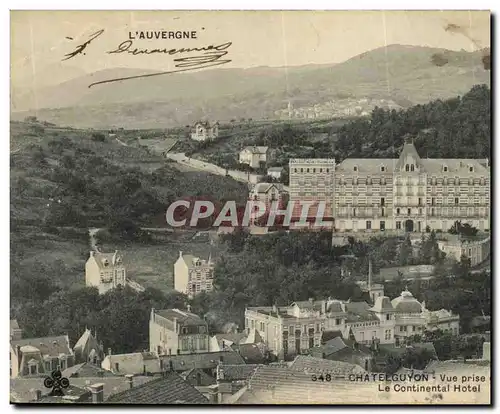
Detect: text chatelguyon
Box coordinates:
(165, 199, 333, 229)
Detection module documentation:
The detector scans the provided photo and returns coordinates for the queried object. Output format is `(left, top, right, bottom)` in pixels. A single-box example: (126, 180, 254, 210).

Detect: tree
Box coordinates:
(401, 347, 436, 370)
(91, 132, 106, 142)
(399, 235, 413, 266)
(448, 220, 478, 237)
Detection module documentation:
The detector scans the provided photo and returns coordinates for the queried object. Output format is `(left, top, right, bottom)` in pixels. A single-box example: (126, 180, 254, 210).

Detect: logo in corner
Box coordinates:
(43, 370, 70, 396)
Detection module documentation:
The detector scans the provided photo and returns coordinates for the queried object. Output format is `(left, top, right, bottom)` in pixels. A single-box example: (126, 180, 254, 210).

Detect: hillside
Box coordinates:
(10, 121, 248, 228)
(11, 45, 490, 129)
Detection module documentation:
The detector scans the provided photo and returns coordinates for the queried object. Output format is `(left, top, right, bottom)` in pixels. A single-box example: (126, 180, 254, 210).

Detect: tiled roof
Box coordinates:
(391, 290, 422, 313)
(62, 362, 115, 378)
(180, 368, 216, 386)
(240, 365, 382, 404)
(155, 309, 206, 326)
(290, 355, 366, 377)
(321, 330, 343, 343)
(160, 350, 246, 372)
(293, 300, 323, 312)
(11, 335, 73, 357)
(242, 146, 268, 154)
(315, 337, 347, 357)
(37, 385, 91, 403)
(326, 301, 345, 313)
(369, 296, 394, 313)
(10, 376, 154, 402)
(214, 333, 247, 347)
(395, 142, 423, 171)
(73, 329, 93, 351)
(219, 364, 261, 381)
(105, 371, 209, 404)
(252, 182, 283, 194)
(104, 352, 160, 375)
(231, 343, 265, 364)
(344, 301, 378, 322)
(336, 158, 396, 174)
(90, 251, 123, 270)
(420, 158, 489, 174)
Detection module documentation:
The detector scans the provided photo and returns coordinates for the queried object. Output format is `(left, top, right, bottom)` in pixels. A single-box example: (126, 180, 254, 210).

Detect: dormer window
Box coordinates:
(181, 327, 188, 334)
(443, 165, 448, 172)
(469, 165, 474, 172)
(410, 164, 415, 172)
(103, 259, 109, 267)
(353, 166, 358, 172)
(116, 257, 122, 264)
(380, 165, 385, 172)
(405, 164, 409, 172)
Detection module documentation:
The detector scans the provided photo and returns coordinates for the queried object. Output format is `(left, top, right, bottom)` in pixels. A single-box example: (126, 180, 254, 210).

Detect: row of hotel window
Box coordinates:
(345, 206, 485, 217)
(294, 176, 486, 186)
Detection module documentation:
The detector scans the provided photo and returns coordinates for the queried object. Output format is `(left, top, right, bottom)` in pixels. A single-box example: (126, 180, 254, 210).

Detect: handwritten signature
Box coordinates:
(87, 40, 232, 88)
(61, 30, 232, 87)
(62, 29, 105, 61)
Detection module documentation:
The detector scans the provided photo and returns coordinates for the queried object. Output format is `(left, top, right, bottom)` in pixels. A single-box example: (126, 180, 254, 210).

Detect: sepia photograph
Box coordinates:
(9, 9, 491, 405)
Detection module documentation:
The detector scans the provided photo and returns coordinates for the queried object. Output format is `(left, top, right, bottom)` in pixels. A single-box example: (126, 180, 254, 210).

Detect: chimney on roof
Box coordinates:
(272, 304, 277, 314)
(187, 304, 191, 313)
(219, 356, 224, 364)
(33, 389, 42, 401)
(125, 374, 133, 389)
(179, 251, 183, 258)
(89, 383, 104, 403)
(309, 298, 314, 304)
(90, 251, 94, 257)
(207, 384, 219, 404)
(173, 317, 178, 333)
(108, 348, 112, 357)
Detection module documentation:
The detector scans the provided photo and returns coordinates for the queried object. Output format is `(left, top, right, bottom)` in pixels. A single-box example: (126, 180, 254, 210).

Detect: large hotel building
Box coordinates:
(289, 142, 490, 232)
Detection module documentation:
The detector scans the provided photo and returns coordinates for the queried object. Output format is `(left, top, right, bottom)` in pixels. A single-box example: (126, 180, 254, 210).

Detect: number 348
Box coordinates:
(311, 374, 331, 382)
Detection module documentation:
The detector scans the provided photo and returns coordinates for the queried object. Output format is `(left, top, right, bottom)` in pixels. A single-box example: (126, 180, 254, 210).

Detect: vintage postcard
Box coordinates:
(10, 10, 491, 405)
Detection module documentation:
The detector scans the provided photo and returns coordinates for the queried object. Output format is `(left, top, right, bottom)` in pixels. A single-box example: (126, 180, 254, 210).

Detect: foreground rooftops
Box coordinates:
(154, 308, 207, 326)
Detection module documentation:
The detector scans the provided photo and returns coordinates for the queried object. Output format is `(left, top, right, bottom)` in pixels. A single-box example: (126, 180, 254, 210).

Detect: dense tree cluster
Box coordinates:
(335, 84, 490, 160)
(14, 285, 188, 354)
(11, 136, 247, 231)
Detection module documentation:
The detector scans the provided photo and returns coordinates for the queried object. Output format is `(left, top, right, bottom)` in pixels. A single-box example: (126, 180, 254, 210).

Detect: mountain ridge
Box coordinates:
(11, 44, 490, 128)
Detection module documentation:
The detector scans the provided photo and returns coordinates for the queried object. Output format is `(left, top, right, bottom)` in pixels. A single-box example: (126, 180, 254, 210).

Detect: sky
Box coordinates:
(11, 10, 490, 90)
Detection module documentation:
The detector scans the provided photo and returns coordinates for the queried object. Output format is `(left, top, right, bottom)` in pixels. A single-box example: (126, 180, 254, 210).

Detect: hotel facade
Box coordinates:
(289, 142, 490, 233)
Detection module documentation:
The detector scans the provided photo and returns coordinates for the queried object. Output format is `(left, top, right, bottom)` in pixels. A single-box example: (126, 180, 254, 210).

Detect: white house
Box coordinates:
(174, 251, 214, 298)
(239, 146, 270, 169)
(85, 250, 126, 295)
(267, 166, 284, 180)
(190, 121, 219, 142)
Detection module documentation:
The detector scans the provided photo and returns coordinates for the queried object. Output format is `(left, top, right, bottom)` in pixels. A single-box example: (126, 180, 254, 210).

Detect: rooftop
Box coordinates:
(290, 355, 366, 377)
(11, 335, 73, 357)
(89, 250, 123, 270)
(160, 350, 246, 371)
(105, 371, 209, 404)
(10, 376, 154, 403)
(154, 308, 207, 326)
(242, 146, 269, 154)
